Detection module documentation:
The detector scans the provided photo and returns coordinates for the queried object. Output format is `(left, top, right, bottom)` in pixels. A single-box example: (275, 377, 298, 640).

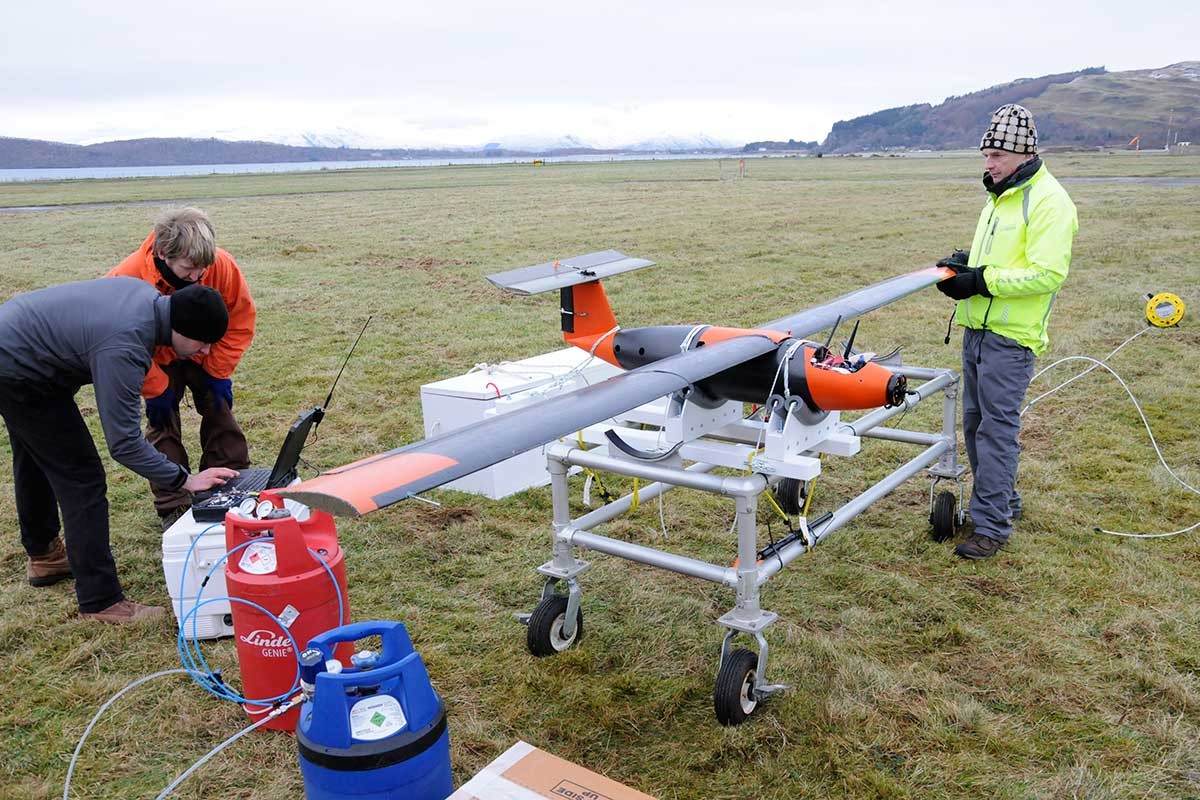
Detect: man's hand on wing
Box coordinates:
(936, 249, 971, 273)
(936, 266, 992, 300)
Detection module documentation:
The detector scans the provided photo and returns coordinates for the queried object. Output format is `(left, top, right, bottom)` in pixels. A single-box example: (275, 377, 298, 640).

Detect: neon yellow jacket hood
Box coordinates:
(956, 163, 1078, 355)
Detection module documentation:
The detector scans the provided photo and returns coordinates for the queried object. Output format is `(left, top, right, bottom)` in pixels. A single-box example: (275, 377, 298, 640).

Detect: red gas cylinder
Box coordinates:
(224, 498, 352, 731)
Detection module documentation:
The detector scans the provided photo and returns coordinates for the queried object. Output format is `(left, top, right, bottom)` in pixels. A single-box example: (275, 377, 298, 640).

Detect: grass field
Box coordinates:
(1, 153, 1198, 799)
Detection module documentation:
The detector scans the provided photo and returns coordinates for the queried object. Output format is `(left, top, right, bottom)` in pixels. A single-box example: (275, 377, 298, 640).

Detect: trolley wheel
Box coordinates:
(772, 478, 803, 516)
(526, 594, 584, 657)
(714, 648, 759, 726)
(929, 490, 958, 542)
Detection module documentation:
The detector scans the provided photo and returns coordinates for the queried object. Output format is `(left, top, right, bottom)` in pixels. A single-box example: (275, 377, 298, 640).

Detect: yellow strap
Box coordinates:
(763, 489, 790, 524)
(802, 457, 821, 517)
(745, 447, 791, 524)
(630, 424, 646, 512)
(576, 430, 615, 502)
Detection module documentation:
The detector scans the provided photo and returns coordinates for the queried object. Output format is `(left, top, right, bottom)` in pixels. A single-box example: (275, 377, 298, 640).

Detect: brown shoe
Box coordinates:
(27, 537, 73, 587)
(954, 533, 1003, 560)
(80, 599, 167, 624)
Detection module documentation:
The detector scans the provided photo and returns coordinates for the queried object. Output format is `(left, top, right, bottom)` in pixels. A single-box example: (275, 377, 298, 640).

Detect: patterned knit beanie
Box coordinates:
(979, 104, 1038, 154)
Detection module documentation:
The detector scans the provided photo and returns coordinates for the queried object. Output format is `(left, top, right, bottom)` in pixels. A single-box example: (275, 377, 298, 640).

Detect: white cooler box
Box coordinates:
(420, 347, 622, 499)
(162, 499, 310, 639)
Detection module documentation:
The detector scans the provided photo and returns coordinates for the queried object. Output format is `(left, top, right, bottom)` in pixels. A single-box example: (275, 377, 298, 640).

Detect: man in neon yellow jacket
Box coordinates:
(937, 104, 1078, 559)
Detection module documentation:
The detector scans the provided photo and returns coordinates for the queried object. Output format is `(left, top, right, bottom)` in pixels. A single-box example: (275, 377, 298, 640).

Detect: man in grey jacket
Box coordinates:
(0, 277, 239, 623)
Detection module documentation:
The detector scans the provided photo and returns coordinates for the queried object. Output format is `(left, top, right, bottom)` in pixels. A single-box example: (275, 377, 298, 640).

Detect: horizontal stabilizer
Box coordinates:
(487, 250, 655, 296)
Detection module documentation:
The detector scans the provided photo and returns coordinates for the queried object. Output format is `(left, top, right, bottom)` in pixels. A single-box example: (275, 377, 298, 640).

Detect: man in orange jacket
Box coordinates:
(107, 208, 256, 529)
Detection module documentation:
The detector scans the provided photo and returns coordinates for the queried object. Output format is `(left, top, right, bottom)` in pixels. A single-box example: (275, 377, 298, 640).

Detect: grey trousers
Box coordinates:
(961, 327, 1035, 543)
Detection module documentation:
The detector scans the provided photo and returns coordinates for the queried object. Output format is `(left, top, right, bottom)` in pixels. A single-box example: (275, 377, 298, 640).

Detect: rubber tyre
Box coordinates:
(526, 594, 584, 657)
(772, 478, 803, 516)
(929, 490, 958, 542)
(714, 648, 759, 726)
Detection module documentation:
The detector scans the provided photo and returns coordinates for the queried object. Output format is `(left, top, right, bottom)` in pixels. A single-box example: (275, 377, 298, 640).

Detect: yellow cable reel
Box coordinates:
(1145, 292, 1185, 328)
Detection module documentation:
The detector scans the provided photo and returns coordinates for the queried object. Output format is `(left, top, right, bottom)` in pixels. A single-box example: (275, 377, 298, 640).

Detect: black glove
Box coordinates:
(936, 266, 991, 301)
(936, 249, 971, 273)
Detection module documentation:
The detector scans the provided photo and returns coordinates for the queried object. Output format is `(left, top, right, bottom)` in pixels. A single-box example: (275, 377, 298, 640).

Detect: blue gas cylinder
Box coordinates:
(297, 621, 452, 800)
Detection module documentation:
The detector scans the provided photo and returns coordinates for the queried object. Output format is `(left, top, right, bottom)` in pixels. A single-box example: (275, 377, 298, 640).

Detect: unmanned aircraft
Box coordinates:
(277, 251, 953, 516)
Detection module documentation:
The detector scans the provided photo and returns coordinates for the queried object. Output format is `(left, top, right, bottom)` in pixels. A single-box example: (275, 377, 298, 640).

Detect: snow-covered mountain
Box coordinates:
(201, 127, 736, 153)
(207, 127, 388, 150)
(481, 134, 600, 151)
(620, 134, 736, 152)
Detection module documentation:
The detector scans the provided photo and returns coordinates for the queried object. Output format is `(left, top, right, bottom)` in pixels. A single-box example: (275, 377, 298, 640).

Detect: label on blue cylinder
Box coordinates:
(349, 695, 407, 741)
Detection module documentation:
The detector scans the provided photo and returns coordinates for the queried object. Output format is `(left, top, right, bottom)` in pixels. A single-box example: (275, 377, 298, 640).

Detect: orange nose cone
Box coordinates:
(805, 360, 903, 411)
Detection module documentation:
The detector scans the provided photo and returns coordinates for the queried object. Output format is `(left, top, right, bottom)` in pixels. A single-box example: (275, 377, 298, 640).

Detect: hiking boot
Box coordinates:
(159, 506, 189, 532)
(27, 537, 73, 587)
(79, 599, 167, 624)
(955, 533, 1003, 560)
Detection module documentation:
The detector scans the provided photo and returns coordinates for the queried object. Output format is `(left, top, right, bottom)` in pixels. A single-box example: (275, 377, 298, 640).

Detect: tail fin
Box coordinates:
(561, 280, 620, 366)
(487, 249, 654, 367)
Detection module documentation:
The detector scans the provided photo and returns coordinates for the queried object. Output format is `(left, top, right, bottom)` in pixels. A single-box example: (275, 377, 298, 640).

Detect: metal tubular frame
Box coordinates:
(528, 365, 964, 718)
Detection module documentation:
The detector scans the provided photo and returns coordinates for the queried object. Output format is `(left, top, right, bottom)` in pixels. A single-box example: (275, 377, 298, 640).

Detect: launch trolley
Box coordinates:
(280, 251, 967, 726)
(520, 362, 965, 725)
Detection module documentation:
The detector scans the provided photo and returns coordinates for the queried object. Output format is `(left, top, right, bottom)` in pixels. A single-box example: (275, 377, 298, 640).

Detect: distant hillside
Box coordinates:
(0, 137, 619, 170)
(0, 133, 745, 170)
(820, 62, 1200, 152)
(741, 139, 819, 153)
(6, 62, 1198, 168)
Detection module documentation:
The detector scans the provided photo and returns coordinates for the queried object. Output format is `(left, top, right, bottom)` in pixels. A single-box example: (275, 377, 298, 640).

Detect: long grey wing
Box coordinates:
(280, 265, 954, 517)
(276, 334, 779, 516)
(762, 266, 951, 339)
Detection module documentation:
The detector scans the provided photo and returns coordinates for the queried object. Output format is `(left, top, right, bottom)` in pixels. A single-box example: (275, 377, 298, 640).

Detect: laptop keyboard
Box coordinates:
(188, 407, 321, 516)
(233, 470, 271, 493)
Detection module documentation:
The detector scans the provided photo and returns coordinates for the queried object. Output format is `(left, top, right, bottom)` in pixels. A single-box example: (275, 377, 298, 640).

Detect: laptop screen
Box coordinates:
(266, 407, 324, 488)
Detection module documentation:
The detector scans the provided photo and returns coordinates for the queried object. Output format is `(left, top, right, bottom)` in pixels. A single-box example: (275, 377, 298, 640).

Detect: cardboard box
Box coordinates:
(450, 741, 656, 800)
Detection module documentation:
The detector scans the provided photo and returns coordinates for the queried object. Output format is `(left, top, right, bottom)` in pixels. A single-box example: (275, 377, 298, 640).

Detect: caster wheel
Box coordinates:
(929, 490, 958, 542)
(771, 478, 803, 516)
(714, 648, 759, 726)
(526, 594, 584, 657)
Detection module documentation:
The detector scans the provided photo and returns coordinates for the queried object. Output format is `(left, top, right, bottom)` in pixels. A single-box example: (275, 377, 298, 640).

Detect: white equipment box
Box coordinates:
(162, 500, 310, 640)
(420, 347, 622, 499)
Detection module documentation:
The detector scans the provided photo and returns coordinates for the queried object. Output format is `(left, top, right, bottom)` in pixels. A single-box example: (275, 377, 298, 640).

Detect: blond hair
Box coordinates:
(153, 207, 216, 267)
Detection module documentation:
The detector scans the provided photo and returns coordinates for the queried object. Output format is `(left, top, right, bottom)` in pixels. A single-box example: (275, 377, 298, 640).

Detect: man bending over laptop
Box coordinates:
(0, 279, 238, 622)
(107, 208, 256, 530)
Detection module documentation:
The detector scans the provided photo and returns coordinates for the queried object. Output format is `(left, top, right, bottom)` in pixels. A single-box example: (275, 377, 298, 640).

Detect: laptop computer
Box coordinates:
(191, 406, 324, 520)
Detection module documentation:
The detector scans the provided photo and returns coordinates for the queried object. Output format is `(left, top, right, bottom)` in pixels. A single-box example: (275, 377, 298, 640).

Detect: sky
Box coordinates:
(1, 1, 1196, 150)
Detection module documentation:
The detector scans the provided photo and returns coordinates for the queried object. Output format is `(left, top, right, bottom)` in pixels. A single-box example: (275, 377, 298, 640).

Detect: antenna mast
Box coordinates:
(323, 316, 372, 412)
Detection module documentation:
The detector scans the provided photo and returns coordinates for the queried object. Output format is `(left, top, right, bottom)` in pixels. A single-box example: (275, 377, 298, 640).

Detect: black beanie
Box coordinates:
(170, 284, 229, 343)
